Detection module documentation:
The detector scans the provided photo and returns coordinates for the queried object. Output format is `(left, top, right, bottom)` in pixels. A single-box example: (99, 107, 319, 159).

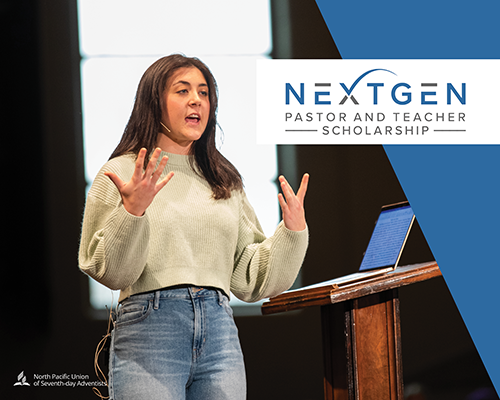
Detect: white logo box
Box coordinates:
(256, 59, 500, 145)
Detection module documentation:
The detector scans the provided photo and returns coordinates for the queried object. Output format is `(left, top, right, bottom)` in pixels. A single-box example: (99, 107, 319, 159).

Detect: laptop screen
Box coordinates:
(359, 203, 415, 272)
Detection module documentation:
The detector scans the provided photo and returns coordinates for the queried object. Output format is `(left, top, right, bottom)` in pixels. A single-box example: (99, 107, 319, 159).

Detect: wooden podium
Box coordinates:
(262, 261, 441, 400)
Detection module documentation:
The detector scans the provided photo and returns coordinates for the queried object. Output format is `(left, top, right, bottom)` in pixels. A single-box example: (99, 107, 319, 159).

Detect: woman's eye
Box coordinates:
(200, 91, 208, 96)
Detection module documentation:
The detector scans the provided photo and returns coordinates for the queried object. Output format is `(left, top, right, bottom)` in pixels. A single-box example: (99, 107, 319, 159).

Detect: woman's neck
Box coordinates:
(156, 132, 193, 155)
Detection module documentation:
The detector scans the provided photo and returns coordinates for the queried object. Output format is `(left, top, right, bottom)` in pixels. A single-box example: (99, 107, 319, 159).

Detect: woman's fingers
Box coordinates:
(104, 171, 125, 191)
(151, 154, 169, 183)
(279, 176, 295, 203)
(132, 148, 169, 184)
(142, 148, 171, 185)
(296, 173, 309, 204)
(105, 148, 173, 216)
(133, 148, 148, 180)
(278, 173, 309, 231)
(277, 192, 288, 212)
(144, 148, 161, 178)
(156, 171, 175, 192)
(279, 174, 309, 206)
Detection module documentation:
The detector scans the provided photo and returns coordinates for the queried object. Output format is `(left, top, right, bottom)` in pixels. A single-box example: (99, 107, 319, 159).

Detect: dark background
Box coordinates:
(2, 0, 497, 399)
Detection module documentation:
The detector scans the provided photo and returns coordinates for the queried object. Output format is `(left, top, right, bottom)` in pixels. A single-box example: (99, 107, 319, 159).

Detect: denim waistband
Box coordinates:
(123, 286, 226, 308)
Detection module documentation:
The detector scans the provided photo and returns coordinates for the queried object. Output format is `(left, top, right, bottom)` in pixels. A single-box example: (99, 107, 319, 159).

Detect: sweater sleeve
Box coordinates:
(78, 161, 151, 291)
(230, 191, 309, 303)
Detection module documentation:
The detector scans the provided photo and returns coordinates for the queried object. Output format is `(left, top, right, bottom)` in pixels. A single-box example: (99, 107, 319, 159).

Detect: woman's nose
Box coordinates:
(189, 92, 201, 105)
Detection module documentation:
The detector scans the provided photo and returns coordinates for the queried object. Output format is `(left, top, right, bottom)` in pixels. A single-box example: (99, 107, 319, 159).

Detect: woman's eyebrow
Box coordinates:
(172, 80, 208, 88)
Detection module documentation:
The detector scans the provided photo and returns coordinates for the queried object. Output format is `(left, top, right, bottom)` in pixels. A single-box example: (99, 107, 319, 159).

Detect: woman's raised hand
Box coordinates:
(278, 173, 309, 231)
(104, 148, 174, 216)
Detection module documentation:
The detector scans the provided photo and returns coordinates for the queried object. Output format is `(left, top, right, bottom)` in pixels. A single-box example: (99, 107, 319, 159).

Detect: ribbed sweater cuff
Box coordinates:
(254, 221, 309, 301)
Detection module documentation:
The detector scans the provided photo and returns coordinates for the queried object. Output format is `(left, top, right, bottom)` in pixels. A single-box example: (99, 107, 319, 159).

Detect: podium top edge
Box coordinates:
(261, 261, 440, 314)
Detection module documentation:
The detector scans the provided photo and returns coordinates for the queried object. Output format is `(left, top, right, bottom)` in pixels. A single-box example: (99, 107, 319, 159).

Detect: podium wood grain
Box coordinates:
(262, 262, 441, 400)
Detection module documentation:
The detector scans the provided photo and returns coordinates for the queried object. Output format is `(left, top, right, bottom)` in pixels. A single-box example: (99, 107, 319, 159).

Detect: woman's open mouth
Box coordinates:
(186, 113, 201, 124)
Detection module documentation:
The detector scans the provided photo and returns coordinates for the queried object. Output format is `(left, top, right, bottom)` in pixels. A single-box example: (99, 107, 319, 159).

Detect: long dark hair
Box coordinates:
(109, 54, 243, 200)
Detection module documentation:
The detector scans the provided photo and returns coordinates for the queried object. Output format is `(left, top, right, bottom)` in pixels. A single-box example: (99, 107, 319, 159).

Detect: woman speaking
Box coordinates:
(79, 54, 309, 399)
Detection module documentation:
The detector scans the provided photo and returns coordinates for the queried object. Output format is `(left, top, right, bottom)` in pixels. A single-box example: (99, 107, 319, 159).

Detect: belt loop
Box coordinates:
(217, 289, 223, 305)
(153, 290, 160, 310)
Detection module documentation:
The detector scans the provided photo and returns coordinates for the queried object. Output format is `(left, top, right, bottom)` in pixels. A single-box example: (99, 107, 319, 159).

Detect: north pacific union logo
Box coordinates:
(14, 371, 30, 386)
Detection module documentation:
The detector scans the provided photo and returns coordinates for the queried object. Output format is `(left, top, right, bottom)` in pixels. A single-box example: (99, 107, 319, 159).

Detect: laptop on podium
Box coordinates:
(296, 201, 415, 291)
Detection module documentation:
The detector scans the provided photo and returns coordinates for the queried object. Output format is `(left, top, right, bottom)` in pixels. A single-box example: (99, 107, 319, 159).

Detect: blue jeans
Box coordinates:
(108, 287, 246, 399)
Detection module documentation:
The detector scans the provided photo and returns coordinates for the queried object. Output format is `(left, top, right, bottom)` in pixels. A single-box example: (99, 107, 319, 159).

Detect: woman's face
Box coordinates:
(159, 67, 210, 154)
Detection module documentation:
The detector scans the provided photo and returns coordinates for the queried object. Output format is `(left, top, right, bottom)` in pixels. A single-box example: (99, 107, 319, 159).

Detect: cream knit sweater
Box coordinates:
(79, 151, 308, 303)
